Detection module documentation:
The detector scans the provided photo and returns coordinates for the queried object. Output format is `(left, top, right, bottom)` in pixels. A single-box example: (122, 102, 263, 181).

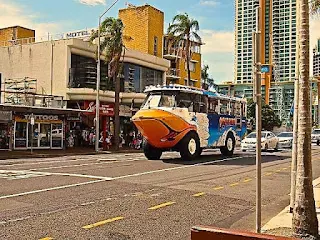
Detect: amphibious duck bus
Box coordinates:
(131, 85, 247, 160)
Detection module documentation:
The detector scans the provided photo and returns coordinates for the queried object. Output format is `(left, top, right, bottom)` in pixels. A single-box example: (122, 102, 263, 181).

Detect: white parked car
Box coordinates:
(241, 131, 279, 152)
(277, 132, 293, 149)
(311, 129, 320, 145)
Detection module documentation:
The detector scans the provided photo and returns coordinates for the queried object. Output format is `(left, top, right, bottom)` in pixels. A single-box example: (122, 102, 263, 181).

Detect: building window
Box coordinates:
(185, 62, 196, 72)
(154, 36, 158, 56)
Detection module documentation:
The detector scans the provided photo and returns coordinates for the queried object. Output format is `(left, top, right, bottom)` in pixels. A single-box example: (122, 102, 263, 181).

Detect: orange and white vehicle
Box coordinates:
(131, 85, 247, 160)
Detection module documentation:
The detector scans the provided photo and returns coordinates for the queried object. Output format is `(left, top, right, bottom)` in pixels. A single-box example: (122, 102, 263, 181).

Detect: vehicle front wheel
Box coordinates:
(274, 143, 279, 151)
(179, 131, 201, 161)
(143, 141, 162, 160)
(264, 143, 268, 152)
(317, 140, 320, 146)
(220, 133, 235, 156)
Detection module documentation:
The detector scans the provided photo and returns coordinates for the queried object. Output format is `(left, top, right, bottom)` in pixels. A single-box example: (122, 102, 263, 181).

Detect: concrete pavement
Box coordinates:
(1, 148, 320, 239)
(262, 177, 320, 234)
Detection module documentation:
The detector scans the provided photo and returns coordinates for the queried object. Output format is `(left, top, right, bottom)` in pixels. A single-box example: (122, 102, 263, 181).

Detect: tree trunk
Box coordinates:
(292, 0, 319, 238)
(186, 39, 191, 86)
(114, 71, 120, 151)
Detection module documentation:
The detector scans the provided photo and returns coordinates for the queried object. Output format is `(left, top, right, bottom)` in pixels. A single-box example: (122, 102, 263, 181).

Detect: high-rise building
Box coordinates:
(231, 0, 297, 122)
(314, 39, 320, 77)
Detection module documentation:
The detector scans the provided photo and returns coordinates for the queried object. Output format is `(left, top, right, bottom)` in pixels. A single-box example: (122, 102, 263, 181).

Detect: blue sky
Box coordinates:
(1, 0, 319, 82)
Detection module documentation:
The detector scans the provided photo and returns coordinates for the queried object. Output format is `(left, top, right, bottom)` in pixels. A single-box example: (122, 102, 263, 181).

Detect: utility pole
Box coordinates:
(290, 0, 299, 212)
(95, 0, 120, 152)
(253, 2, 262, 233)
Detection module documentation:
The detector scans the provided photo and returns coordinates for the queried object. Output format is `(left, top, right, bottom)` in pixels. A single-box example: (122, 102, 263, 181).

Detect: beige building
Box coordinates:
(0, 38, 169, 106)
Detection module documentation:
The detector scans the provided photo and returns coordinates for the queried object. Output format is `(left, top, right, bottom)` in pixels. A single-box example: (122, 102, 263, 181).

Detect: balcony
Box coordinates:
(163, 48, 182, 60)
(166, 68, 180, 80)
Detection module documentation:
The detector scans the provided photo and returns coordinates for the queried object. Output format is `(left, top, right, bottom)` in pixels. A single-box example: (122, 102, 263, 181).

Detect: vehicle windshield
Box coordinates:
(277, 132, 293, 138)
(246, 132, 267, 138)
(312, 129, 320, 135)
(142, 92, 176, 109)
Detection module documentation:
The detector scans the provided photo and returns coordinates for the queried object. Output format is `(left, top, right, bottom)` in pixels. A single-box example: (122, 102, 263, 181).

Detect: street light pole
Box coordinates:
(95, 0, 121, 152)
(253, 3, 262, 233)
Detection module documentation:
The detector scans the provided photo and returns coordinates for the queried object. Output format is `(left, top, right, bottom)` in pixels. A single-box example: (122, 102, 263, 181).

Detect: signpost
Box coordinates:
(253, 3, 262, 233)
(30, 113, 34, 154)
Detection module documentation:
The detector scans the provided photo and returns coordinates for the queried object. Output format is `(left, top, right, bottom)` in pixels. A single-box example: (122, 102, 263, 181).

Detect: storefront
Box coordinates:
(14, 114, 64, 149)
(0, 104, 87, 151)
(0, 111, 12, 150)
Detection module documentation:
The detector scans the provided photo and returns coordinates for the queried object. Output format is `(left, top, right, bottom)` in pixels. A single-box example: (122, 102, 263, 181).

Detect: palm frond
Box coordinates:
(190, 19, 200, 31)
(311, 0, 320, 14)
(191, 32, 202, 43)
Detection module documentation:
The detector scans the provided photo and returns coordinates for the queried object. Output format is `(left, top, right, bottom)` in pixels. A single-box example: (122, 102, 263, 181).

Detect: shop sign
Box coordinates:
(0, 111, 12, 121)
(84, 101, 114, 116)
(15, 114, 62, 123)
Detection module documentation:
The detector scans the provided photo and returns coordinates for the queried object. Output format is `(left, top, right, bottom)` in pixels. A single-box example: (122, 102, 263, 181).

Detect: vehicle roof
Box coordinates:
(144, 84, 246, 103)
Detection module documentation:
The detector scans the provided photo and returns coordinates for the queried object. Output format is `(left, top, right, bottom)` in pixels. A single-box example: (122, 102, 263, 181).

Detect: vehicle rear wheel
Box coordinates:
(143, 141, 162, 160)
(317, 140, 320, 146)
(220, 132, 235, 156)
(264, 143, 268, 152)
(179, 132, 201, 161)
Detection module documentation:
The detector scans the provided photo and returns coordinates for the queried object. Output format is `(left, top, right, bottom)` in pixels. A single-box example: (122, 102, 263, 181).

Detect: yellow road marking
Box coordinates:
(275, 169, 281, 172)
(193, 192, 206, 197)
(213, 186, 224, 190)
(243, 178, 252, 183)
(282, 167, 288, 170)
(82, 216, 124, 229)
(39, 238, 53, 240)
(265, 172, 273, 176)
(148, 201, 175, 210)
(230, 183, 239, 187)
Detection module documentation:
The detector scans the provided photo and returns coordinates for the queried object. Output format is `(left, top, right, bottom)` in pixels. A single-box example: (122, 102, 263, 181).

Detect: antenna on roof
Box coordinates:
(125, 2, 136, 8)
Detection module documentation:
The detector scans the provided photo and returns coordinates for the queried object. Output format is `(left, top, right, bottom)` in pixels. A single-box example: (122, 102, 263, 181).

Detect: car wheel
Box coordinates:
(179, 131, 201, 161)
(274, 143, 279, 151)
(264, 143, 268, 152)
(317, 140, 320, 146)
(220, 132, 235, 156)
(143, 141, 162, 160)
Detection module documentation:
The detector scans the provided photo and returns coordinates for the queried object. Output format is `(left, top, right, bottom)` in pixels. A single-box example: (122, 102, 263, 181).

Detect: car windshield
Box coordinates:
(142, 92, 176, 109)
(277, 132, 293, 138)
(312, 130, 320, 135)
(246, 132, 267, 138)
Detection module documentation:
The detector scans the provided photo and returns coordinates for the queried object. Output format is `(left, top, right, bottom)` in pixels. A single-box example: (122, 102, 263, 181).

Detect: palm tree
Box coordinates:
(90, 17, 125, 151)
(167, 13, 201, 86)
(292, 0, 319, 238)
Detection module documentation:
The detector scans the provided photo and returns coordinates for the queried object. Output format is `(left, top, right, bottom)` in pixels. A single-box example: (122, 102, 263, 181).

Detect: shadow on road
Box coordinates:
(160, 150, 290, 166)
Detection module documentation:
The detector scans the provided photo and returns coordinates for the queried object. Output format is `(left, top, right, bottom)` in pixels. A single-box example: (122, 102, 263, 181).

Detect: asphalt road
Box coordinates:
(1, 147, 320, 240)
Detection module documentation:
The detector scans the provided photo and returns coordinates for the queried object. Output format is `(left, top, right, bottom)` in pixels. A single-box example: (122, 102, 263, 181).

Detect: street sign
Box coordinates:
(30, 117, 35, 125)
(261, 65, 270, 73)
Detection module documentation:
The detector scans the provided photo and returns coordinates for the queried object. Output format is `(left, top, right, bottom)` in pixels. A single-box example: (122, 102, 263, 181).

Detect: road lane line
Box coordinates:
(148, 201, 176, 210)
(0, 179, 106, 200)
(229, 183, 239, 187)
(265, 172, 273, 176)
(213, 186, 224, 190)
(275, 169, 281, 172)
(193, 192, 206, 197)
(39, 237, 53, 240)
(30, 159, 142, 171)
(282, 167, 288, 170)
(243, 178, 252, 183)
(112, 156, 245, 180)
(82, 216, 124, 229)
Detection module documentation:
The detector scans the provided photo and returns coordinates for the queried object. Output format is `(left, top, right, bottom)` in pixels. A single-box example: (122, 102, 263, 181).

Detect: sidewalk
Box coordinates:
(262, 177, 320, 236)
(0, 147, 142, 160)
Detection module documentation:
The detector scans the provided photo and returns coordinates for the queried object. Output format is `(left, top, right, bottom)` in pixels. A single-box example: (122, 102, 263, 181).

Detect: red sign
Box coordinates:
(84, 101, 114, 116)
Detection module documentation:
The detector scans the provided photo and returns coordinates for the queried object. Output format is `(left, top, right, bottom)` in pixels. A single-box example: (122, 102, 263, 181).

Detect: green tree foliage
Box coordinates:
(247, 99, 282, 131)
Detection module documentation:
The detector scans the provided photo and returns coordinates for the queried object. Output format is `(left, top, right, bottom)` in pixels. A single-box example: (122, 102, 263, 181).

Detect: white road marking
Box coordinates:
(112, 156, 245, 180)
(0, 156, 246, 199)
(0, 179, 106, 200)
(29, 159, 144, 171)
(0, 170, 112, 180)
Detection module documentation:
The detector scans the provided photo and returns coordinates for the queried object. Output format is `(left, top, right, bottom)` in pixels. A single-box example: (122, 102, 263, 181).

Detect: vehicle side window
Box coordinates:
(194, 94, 207, 113)
(176, 92, 193, 109)
(220, 100, 229, 115)
(208, 98, 218, 114)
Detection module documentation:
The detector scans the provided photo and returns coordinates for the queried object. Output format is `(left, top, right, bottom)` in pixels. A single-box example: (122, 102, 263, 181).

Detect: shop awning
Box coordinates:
(0, 104, 91, 116)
